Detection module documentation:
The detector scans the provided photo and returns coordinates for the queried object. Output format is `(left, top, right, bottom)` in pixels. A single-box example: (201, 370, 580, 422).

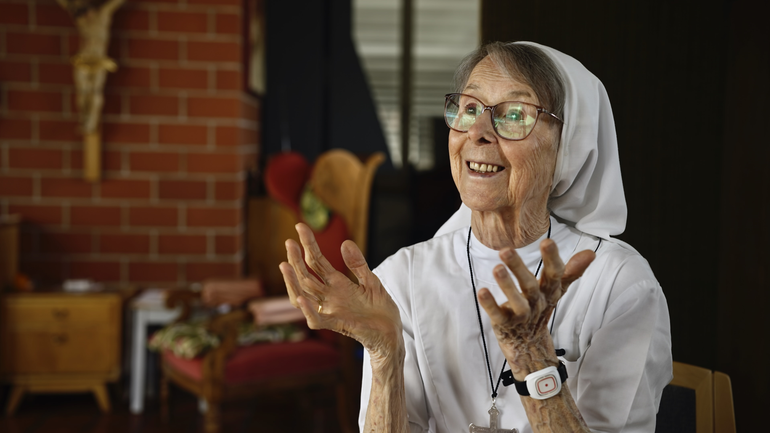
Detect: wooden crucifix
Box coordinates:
(58, 0, 125, 182)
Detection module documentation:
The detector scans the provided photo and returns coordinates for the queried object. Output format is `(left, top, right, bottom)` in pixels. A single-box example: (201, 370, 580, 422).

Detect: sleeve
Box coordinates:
(572, 261, 673, 433)
(358, 264, 432, 432)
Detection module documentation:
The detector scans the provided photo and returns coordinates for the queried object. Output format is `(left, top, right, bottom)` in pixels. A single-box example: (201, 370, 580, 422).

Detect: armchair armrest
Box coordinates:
(247, 296, 305, 326)
(164, 288, 202, 323)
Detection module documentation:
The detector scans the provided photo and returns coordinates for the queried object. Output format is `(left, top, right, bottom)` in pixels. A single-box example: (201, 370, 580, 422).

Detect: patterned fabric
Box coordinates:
(148, 320, 306, 359)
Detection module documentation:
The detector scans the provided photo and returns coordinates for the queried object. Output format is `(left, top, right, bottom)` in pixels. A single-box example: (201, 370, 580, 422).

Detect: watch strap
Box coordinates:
(504, 361, 568, 396)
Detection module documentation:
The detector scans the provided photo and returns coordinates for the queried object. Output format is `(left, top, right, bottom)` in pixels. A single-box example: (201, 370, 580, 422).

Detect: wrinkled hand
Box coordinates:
(279, 223, 403, 364)
(477, 239, 595, 379)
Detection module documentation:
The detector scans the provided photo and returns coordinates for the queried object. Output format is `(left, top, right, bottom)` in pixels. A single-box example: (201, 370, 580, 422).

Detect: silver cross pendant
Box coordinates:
(469, 401, 517, 433)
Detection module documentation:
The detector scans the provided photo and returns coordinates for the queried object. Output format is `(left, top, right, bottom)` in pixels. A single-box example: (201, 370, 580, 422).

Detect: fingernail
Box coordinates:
(495, 266, 507, 277)
(501, 248, 513, 260)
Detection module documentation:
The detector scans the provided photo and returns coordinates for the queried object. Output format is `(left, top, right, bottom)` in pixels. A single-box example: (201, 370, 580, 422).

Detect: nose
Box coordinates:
(466, 108, 497, 145)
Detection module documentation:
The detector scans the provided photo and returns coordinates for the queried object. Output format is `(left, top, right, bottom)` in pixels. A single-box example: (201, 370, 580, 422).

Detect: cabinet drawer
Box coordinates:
(3, 295, 118, 328)
(2, 328, 118, 374)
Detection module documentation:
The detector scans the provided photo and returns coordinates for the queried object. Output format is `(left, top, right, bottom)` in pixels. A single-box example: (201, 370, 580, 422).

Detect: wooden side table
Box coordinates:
(0, 290, 123, 414)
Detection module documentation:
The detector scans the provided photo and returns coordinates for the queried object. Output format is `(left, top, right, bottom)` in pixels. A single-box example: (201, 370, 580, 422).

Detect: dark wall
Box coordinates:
(482, 0, 768, 430)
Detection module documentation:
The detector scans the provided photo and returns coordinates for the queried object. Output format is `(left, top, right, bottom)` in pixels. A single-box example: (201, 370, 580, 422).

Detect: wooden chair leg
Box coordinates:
(92, 384, 111, 412)
(5, 385, 26, 415)
(204, 401, 221, 433)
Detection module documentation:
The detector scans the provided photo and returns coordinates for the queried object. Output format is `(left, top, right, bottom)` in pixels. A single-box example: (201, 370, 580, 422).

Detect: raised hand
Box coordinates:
(477, 239, 595, 379)
(279, 223, 403, 364)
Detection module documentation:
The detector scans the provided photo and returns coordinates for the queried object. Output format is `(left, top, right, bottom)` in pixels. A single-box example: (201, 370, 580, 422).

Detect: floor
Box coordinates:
(0, 385, 349, 433)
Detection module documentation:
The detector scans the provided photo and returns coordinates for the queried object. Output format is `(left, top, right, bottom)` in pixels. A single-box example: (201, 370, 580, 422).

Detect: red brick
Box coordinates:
(108, 66, 152, 88)
(158, 179, 207, 200)
(158, 67, 208, 90)
(69, 261, 121, 282)
(129, 152, 179, 172)
(129, 207, 178, 227)
(102, 150, 123, 171)
(6, 32, 61, 56)
(38, 61, 73, 85)
(8, 148, 63, 170)
(0, 3, 28, 25)
(8, 90, 63, 113)
(39, 232, 92, 254)
(39, 119, 80, 142)
(129, 261, 178, 282)
(99, 233, 150, 254)
(129, 95, 178, 116)
(101, 92, 123, 115)
(35, 3, 72, 27)
(187, 41, 240, 63)
(241, 99, 258, 120)
(240, 126, 258, 146)
(158, 234, 207, 254)
(103, 122, 151, 144)
(188, 97, 240, 118)
(41, 177, 93, 198)
(216, 69, 241, 90)
(21, 258, 64, 284)
(0, 176, 34, 196)
(215, 234, 241, 254)
(112, 9, 150, 31)
(215, 13, 241, 35)
(185, 261, 241, 282)
(0, 118, 33, 140)
(158, 123, 208, 145)
(186, 207, 240, 228)
(158, 11, 208, 33)
(214, 126, 238, 146)
(0, 61, 32, 82)
(8, 204, 63, 225)
(71, 206, 122, 227)
(187, 152, 241, 173)
(127, 38, 180, 61)
(215, 180, 244, 200)
(100, 179, 151, 199)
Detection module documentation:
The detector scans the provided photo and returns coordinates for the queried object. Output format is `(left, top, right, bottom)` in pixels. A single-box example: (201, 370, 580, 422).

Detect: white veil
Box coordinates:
(435, 42, 626, 240)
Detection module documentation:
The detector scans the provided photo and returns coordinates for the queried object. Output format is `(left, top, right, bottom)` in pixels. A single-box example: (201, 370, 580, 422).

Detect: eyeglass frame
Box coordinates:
(443, 93, 564, 141)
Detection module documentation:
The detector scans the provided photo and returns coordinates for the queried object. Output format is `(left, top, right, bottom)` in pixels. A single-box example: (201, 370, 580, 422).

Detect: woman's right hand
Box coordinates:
(279, 223, 404, 365)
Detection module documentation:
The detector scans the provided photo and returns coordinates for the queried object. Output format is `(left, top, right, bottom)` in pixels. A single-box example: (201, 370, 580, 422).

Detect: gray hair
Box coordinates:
(454, 42, 566, 121)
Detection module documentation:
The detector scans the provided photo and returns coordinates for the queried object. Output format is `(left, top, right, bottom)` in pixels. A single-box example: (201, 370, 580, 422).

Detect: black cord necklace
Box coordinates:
(466, 223, 551, 400)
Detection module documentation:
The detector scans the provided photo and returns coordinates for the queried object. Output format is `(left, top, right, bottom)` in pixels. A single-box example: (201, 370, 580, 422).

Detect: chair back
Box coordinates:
(655, 361, 736, 433)
(248, 149, 384, 296)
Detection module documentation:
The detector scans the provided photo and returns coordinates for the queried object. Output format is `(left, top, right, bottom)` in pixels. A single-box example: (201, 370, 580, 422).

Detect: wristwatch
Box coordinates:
(507, 361, 568, 400)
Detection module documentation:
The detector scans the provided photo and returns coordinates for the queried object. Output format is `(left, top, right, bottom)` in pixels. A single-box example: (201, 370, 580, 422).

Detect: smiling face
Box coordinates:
(449, 56, 560, 226)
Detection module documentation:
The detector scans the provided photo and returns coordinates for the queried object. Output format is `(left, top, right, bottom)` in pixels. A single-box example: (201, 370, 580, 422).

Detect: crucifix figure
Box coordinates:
(469, 402, 517, 433)
(57, 0, 125, 182)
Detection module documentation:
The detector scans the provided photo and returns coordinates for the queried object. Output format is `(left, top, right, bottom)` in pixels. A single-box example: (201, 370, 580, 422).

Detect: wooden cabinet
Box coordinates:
(0, 291, 123, 414)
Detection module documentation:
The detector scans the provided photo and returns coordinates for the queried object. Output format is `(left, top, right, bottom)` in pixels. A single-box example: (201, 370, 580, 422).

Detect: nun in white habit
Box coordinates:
(280, 41, 672, 433)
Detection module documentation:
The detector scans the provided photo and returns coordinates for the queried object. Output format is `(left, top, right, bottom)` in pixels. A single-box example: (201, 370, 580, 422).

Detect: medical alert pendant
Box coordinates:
(469, 402, 517, 433)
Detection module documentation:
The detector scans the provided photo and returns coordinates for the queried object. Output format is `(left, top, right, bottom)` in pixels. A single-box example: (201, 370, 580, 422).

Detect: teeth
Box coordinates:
(469, 162, 501, 173)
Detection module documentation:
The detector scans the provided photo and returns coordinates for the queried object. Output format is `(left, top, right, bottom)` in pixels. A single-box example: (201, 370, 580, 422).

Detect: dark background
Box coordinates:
(261, 0, 769, 430)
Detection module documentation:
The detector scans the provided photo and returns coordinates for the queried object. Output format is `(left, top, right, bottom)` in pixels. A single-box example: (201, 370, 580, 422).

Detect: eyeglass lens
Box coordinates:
(444, 94, 539, 140)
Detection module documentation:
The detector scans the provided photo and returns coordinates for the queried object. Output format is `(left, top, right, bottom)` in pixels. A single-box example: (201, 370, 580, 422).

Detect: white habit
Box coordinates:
(359, 216, 672, 432)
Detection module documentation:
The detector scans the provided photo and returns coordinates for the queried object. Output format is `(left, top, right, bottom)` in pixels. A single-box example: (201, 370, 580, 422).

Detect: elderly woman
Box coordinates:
(280, 41, 672, 432)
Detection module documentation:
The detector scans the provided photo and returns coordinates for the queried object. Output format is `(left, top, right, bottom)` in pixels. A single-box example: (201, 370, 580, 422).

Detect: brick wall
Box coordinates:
(0, 0, 259, 286)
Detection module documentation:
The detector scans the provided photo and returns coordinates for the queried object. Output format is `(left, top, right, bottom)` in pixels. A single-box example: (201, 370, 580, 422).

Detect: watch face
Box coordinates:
(535, 375, 558, 396)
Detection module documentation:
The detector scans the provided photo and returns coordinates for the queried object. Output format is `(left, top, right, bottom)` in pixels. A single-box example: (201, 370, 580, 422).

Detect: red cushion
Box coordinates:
(163, 339, 340, 384)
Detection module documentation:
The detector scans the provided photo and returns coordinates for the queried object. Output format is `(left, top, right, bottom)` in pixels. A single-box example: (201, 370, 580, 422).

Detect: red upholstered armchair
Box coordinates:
(158, 149, 385, 433)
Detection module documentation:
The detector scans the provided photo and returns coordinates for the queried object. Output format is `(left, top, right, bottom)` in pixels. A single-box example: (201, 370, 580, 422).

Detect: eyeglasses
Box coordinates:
(443, 93, 563, 141)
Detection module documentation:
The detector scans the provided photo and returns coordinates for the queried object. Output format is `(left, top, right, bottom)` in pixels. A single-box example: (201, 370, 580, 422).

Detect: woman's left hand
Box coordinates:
(477, 239, 595, 380)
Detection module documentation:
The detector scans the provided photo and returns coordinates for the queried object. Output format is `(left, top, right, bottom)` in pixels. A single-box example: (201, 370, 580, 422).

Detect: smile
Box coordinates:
(468, 161, 503, 174)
